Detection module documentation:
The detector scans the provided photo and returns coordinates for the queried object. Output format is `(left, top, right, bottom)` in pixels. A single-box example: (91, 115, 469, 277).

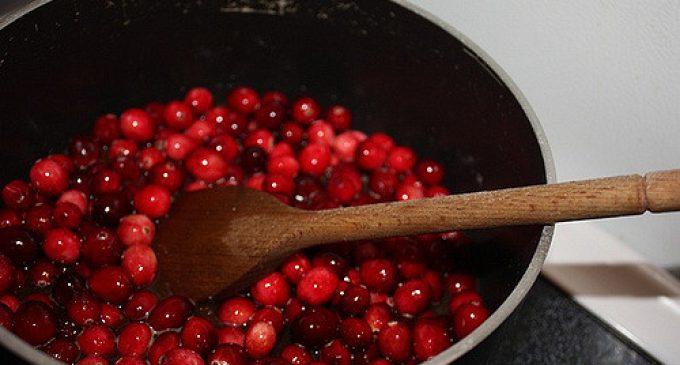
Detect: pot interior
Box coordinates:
(0, 1, 549, 363)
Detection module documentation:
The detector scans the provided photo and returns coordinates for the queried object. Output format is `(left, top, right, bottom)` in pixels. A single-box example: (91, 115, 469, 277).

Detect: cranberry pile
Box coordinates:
(0, 86, 491, 365)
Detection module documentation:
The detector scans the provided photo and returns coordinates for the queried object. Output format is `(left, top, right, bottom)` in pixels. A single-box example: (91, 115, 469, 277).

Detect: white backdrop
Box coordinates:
(408, 1, 680, 267)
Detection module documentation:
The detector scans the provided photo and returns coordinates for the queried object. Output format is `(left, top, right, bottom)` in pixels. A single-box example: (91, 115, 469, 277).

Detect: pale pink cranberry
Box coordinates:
(280, 344, 313, 365)
(333, 131, 364, 163)
(92, 113, 121, 143)
(355, 140, 387, 171)
(121, 244, 158, 287)
(109, 139, 139, 159)
(87, 266, 133, 304)
(217, 326, 246, 347)
(326, 104, 352, 131)
(393, 279, 432, 316)
(208, 344, 247, 365)
(296, 266, 339, 306)
(57, 189, 88, 214)
(452, 303, 489, 339)
(267, 155, 300, 177)
(139, 147, 164, 170)
(291, 96, 320, 125)
(298, 143, 331, 176)
(209, 134, 241, 163)
(161, 348, 205, 365)
(244, 128, 275, 153)
(185, 147, 229, 183)
(117, 214, 156, 246)
(359, 259, 398, 293)
(412, 317, 451, 361)
(181, 316, 217, 356)
(124, 290, 158, 320)
(320, 339, 352, 365)
(245, 321, 277, 359)
(29, 159, 69, 195)
(250, 272, 291, 306)
(0, 255, 15, 295)
(279, 122, 304, 146)
(340, 318, 373, 350)
(185, 87, 214, 114)
(120, 108, 156, 142)
(43, 228, 81, 264)
(165, 132, 198, 161)
(363, 303, 393, 333)
(77, 324, 116, 356)
(415, 159, 444, 185)
(448, 291, 484, 315)
(307, 120, 336, 146)
(377, 321, 411, 362)
(228, 86, 260, 115)
(280, 253, 311, 284)
(163, 101, 194, 130)
(251, 306, 285, 333)
(148, 331, 181, 365)
(133, 184, 171, 218)
(148, 295, 193, 330)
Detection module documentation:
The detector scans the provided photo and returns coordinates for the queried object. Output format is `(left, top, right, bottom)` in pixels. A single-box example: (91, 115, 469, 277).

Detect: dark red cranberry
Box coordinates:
(0, 208, 20, 229)
(120, 108, 156, 142)
(118, 322, 153, 357)
(256, 102, 286, 129)
(87, 266, 133, 304)
(70, 170, 93, 195)
(207, 106, 247, 137)
(69, 135, 101, 168)
(0, 302, 12, 330)
(412, 317, 451, 361)
(241, 146, 267, 174)
(42, 337, 80, 363)
(415, 159, 444, 185)
(2, 180, 35, 210)
(99, 302, 124, 328)
(280, 253, 311, 285)
(261, 90, 289, 107)
(291, 96, 320, 125)
(150, 161, 185, 193)
(77, 324, 116, 356)
(452, 303, 489, 339)
(291, 306, 339, 348)
(280, 344, 312, 365)
(91, 192, 133, 227)
(163, 100, 194, 130)
(0, 255, 15, 295)
(24, 203, 53, 234)
(81, 226, 124, 267)
(13, 301, 57, 345)
(124, 290, 158, 320)
(208, 344, 247, 365)
(363, 303, 393, 333)
(52, 271, 86, 306)
(279, 122, 304, 146)
(320, 339, 352, 365)
(185, 87, 214, 114)
(0, 227, 39, 265)
(133, 184, 171, 218)
(92, 114, 121, 143)
(145, 101, 166, 124)
(353, 241, 382, 265)
(28, 258, 59, 288)
(359, 259, 398, 294)
(160, 348, 205, 365)
(423, 271, 444, 302)
(245, 321, 277, 359)
(445, 273, 475, 295)
(340, 318, 373, 350)
(217, 326, 246, 347)
(377, 321, 411, 362)
(148, 331, 181, 365)
(228, 86, 260, 115)
(181, 316, 217, 356)
(340, 284, 371, 316)
(109, 139, 139, 160)
(30, 158, 69, 195)
(326, 104, 352, 131)
(67, 291, 101, 326)
(148, 295, 193, 331)
(394, 279, 432, 316)
(112, 156, 142, 181)
(53, 201, 84, 229)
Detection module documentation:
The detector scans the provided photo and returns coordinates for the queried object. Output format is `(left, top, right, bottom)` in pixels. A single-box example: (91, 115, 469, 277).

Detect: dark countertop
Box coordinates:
(0, 276, 660, 365)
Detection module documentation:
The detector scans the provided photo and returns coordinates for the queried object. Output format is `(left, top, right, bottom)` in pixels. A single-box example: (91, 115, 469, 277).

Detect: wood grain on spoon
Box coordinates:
(153, 169, 680, 301)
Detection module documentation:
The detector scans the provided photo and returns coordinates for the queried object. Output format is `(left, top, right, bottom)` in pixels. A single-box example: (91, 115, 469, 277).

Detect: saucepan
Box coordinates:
(0, 1, 553, 363)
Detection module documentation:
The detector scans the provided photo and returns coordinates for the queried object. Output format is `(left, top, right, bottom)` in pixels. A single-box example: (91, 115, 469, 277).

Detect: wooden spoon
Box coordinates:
(153, 169, 680, 300)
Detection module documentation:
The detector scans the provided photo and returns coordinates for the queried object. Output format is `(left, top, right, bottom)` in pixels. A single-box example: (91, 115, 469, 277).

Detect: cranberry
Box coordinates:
(208, 344, 247, 365)
(297, 266, 339, 306)
(377, 321, 411, 362)
(267, 155, 300, 178)
(250, 272, 290, 306)
(148, 295, 193, 330)
(228, 86, 260, 115)
(43, 338, 80, 363)
(2, 179, 35, 210)
(327, 172, 359, 204)
(133, 184, 171, 218)
(209, 134, 240, 162)
(280, 253, 311, 284)
(109, 139, 139, 159)
(87, 266, 133, 304)
(112, 156, 142, 181)
(53, 201, 84, 229)
(122, 244, 158, 287)
(77, 356, 109, 365)
(364, 303, 393, 333)
(261, 90, 289, 107)
(386, 146, 416, 173)
(333, 130, 365, 163)
(99, 302, 124, 328)
(217, 326, 246, 347)
(91, 192, 133, 227)
(181, 316, 217, 355)
(0, 209, 20, 228)
(307, 120, 335, 146)
(161, 348, 205, 365)
(422, 271, 444, 302)
(326, 105, 352, 131)
(298, 143, 331, 176)
(69, 135, 101, 168)
(355, 140, 387, 171)
(256, 102, 286, 129)
(245, 321, 277, 359)
(340, 284, 370, 316)
(448, 291, 483, 315)
(218, 296, 256, 327)
(165, 132, 198, 161)
(415, 159, 444, 185)
(0, 255, 15, 294)
(340, 318, 373, 350)
(241, 146, 268, 174)
(283, 297, 305, 323)
(93, 114, 121, 143)
(117, 214, 156, 247)
(124, 290, 158, 320)
(43, 228, 81, 264)
(445, 273, 476, 295)
(30, 158, 69, 195)
(81, 226, 124, 267)
(52, 272, 86, 306)
(280, 344, 313, 365)
(25, 203, 54, 234)
(57, 189, 89, 214)
(13, 301, 57, 345)
(291, 96, 320, 124)
(139, 147, 164, 170)
(150, 161, 185, 193)
(0, 227, 39, 265)
(359, 259, 398, 293)
(185, 87, 214, 114)
(208, 106, 247, 136)
(395, 180, 424, 201)
(291, 306, 338, 348)
(28, 258, 59, 288)
(279, 122, 304, 146)
(116, 356, 148, 365)
(251, 307, 285, 333)
(0, 294, 19, 312)
(117, 322, 153, 357)
(185, 147, 228, 183)
(66, 291, 101, 326)
(164, 100, 194, 130)
(0, 303, 12, 329)
(452, 303, 489, 339)
(148, 331, 181, 365)
(120, 108, 156, 142)
(413, 317, 451, 361)
(263, 173, 295, 196)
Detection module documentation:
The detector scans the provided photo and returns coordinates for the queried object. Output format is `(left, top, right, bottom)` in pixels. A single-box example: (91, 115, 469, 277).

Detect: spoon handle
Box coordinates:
(302, 169, 680, 245)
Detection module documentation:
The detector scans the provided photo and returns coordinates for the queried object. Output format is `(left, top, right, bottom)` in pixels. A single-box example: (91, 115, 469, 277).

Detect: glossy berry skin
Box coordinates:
(218, 297, 256, 327)
(227, 86, 260, 115)
(148, 331, 181, 365)
(13, 301, 57, 345)
(181, 316, 217, 355)
(340, 318, 373, 350)
(208, 344, 247, 365)
(452, 303, 489, 339)
(326, 104, 352, 131)
(163, 101, 194, 130)
(52, 202, 83, 229)
(413, 317, 451, 361)
(359, 259, 398, 294)
(117, 214, 156, 246)
(291, 97, 320, 125)
(160, 348, 205, 365)
(377, 321, 411, 363)
(66, 292, 101, 326)
(133, 184, 171, 218)
(298, 143, 331, 176)
(245, 321, 277, 359)
(2, 180, 35, 210)
(124, 290, 158, 321)
(148, 295, 193, 331)
(30, 159, 69, 195)
(340, 284, 371, 316)
(43, 228, 81, 264)
(355, 140, 387, 171)
(92, 114, 121, 143)
(0, 255, 15, 295)
(250, 272, 291, 306)
(0, 227, 39, 265)
(87, 266, 133, 304)
(363, 303, 393, 333)
(296, 266, 339, 306)
(43, 337, 80, 364)
(255, 102, 286, 129)
(117, 322, 153, 357)
(445, 273, 476, 295)
(320, 339, 352, 365)
(81, 227, 124, 267)
(280, 253, 311, 285)
(185, 87, 214, 114)
(91, 192, 133, 227)
(122, 244, 158, 287)
(415, 159, 444, 185)
(448, 291, 484, 315)
(120, 108, 156, 142)
(185, 148, 228, 183)
(393, 279, 432, 316)
(217, 326, 246, 347)
(291, 306, 339, 348)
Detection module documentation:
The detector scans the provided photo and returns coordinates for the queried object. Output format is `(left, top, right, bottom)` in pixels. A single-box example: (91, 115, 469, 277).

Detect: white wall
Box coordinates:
(408, 1, 680, 267)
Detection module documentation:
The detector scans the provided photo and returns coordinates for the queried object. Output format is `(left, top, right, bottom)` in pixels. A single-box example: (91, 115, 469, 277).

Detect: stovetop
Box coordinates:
(0, 276, 659, 365)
